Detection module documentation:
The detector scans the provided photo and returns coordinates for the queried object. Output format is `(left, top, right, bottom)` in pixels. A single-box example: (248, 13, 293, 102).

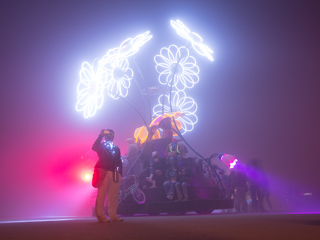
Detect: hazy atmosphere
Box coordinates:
(1, 0, 320, 219)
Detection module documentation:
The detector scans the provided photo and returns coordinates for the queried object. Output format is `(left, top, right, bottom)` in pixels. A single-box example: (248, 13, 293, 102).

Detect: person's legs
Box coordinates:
(95, 171, 111, 222)
(107, 172, 123, 221)
(163, 181, 171, 199)
(175, 182, 183, 201)
(181, 182, 189, 200)
(168, 181, 176, 197)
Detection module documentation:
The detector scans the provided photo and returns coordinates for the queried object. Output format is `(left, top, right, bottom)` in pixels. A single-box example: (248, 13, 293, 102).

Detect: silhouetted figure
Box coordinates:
(163, 162, 178, 201)
(165, 138, 187, 166)
(123, 138, 141, 177)
(260, 171, 273, 212)
(146, 151, 166, 188)
(92, 129, 123, 222)
(247, 159, 266, 212)
(230, 164, 248, 213)
(175, 162, 193, 201)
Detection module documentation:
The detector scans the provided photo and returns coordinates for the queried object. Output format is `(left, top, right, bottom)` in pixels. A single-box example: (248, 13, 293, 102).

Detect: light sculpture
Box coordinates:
(76, 31, 152, 118)
(153, 91, 198, 134)
(103, 57, 134, 99)
(154, 45, 199, 91)
(76, 60, 106, 118)
(171, 19, 214, 61)
(100, 31, 153, 65)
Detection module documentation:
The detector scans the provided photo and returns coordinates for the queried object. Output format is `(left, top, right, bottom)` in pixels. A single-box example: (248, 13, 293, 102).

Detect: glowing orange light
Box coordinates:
(134, 112, 184, 144)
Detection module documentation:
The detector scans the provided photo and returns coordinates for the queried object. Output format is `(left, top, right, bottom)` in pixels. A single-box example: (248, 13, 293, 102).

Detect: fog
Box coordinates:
(1, 0, 320, 219)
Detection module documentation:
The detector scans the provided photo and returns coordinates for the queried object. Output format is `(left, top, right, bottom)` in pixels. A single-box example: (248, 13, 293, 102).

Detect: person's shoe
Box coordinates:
(110, 217, 124, 222)
(97, 216, 110, 223)
(167, 195, 173, 200)
(175, 198, 182, 202)
(182, 198, 188, 201)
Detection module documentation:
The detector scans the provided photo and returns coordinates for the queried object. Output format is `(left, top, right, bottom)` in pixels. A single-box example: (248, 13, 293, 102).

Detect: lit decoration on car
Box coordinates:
(76, 60, 106, 118)
(103, 57, 134, 99)
(154, 45, 199, 91)
(134, 112, 184, 144)
(153, 91, 198, 134)
(170, 19, 214, 61)
(100, 31, 153, 65)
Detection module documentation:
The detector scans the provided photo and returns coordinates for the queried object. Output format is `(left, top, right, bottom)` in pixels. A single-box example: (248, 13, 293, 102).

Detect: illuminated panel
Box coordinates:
(154, 45, 199, 91)
(75, 60, 106, 118)
(170, 19, 214, 61)
(153, 91, 198, 135)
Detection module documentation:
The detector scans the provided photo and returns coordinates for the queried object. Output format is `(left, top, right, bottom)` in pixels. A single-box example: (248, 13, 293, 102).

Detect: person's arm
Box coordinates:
(92, 130, 104, 152)
(118, 147, 123, 176)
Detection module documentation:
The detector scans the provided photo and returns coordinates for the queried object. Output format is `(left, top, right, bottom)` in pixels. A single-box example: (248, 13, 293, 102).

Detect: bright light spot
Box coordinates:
(221, 154, 238, 169)
(170, 19, 214, 61)
(230, 159, 238, 169)
(81, 171, 92, 182)
(154, 45, 199, 91)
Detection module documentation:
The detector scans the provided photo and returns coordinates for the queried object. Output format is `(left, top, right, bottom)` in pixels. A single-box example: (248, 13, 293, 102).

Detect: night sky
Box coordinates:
(1, 0, 320, 218)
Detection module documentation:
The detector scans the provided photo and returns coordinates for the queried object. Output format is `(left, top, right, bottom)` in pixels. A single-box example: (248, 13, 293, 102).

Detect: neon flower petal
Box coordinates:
(103, 56, 133, 99)
(154, 45, 199, 91)
(170, 19, 214, 61)
(153, 91, 198, 134)
(100, 31, 152, 65)
(76, 59, 106, 118)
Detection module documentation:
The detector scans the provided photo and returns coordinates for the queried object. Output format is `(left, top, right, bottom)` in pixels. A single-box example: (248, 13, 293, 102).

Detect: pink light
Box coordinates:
(230, 159, 238, 169)
(220, 154, 238, 169)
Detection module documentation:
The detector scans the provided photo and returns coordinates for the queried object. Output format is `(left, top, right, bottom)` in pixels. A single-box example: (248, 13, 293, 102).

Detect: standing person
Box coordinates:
(92, 129, 123, 223)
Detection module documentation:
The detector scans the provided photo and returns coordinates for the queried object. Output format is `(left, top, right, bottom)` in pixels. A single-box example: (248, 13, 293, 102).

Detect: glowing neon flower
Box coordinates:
(103, 56, 133, 99)
(76, 59, 106, 118)
(153, 91, 198, 134)
(154, 45, 199, 91)
(118, 31, 153, 58)
(100, 31, 152, 65)
(171, 19, 214, 61)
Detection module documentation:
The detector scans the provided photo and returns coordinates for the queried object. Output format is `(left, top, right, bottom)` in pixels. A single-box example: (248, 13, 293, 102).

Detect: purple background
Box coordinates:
(1, 0, 320, 218)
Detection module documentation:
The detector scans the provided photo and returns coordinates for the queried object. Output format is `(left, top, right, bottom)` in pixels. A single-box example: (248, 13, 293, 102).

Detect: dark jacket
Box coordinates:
(92, 135, 122, 175)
